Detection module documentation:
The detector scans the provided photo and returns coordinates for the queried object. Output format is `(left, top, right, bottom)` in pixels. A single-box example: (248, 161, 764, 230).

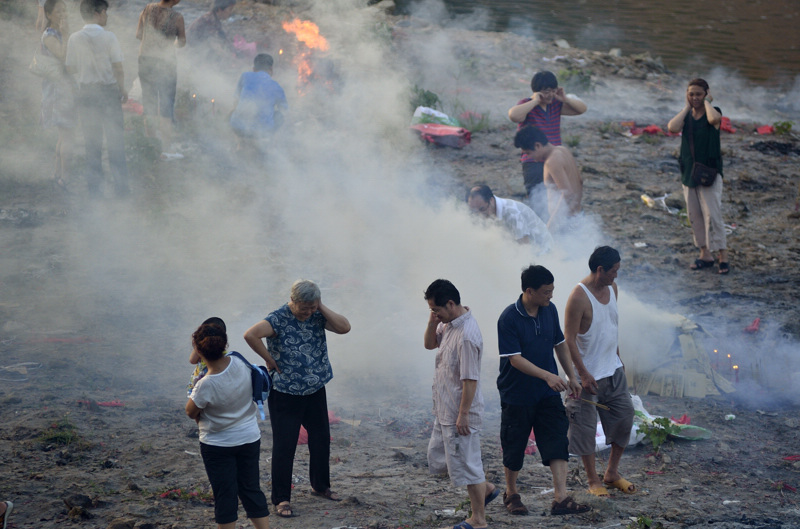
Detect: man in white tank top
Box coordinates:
(564, 246, 636, 497)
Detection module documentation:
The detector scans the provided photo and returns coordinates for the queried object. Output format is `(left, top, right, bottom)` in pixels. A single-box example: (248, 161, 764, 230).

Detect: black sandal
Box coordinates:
(690, 258, 715, 270)
(311, 488, 341, 501)
(551, 496, 591, 515)
(503, 492, 529, 515)
(718, 262, 730, 275)
(276, 502, 293, 517)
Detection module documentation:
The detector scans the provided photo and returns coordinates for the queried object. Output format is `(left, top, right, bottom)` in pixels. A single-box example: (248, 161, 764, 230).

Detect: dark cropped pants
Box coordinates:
(267, 387, 331, 505)
(200, 439, 270, 524)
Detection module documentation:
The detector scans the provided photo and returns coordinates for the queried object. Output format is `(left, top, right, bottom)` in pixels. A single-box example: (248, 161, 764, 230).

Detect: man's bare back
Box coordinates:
(543, 146, 582, 221)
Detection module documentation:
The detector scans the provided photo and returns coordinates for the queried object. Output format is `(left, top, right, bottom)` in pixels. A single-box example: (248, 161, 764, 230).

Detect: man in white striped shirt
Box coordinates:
(424, 279, 498, 529)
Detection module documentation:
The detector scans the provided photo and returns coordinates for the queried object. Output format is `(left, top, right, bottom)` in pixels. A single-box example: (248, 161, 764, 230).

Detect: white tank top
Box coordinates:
(576, 283, 621, 381)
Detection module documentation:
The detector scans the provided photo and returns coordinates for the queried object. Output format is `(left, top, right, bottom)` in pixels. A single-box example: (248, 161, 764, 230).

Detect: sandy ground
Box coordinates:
(1, 1, 800, 528)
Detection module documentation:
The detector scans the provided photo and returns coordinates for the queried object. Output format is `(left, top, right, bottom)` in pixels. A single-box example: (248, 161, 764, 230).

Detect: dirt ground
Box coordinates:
(1, 1, 800, 528)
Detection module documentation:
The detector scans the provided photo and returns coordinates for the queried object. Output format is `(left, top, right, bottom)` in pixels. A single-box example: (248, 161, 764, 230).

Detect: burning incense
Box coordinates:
(570, 397, 610, 410)
(583, 399, 610, 410)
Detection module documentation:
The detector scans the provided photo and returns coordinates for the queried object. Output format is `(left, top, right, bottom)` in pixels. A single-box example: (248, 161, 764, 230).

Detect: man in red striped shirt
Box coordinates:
(508, 71, 586, 218)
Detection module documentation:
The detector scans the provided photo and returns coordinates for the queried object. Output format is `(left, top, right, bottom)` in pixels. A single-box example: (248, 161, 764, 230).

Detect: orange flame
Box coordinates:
(282, 18, 329, 94)
(282, 18, 329, 51)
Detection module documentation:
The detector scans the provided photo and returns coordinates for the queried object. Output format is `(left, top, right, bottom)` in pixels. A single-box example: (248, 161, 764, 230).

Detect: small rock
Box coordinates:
(107, 519, 135, 529)
(555, 39, 570, 49)
(68, 506, 92, 520)
(63, 493, 92, 509)
(608, 48, 622, 57)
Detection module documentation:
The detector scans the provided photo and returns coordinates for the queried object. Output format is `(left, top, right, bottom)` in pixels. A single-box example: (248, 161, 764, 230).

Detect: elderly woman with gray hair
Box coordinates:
(244, 280, 351, 519)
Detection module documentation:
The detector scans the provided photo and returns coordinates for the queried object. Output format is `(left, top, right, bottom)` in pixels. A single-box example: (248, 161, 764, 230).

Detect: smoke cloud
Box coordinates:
(3, 0, 798, 413)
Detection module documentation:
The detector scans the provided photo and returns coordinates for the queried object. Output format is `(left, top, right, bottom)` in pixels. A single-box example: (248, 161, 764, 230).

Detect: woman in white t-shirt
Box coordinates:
(186, 322, 271, 529)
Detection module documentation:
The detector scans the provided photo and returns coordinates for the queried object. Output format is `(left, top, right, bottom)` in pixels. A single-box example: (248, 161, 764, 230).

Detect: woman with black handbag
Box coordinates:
(668, 78, 729, 275)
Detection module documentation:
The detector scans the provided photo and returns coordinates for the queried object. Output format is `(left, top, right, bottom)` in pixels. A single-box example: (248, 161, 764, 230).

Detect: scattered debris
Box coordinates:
(749, 140, 800, 156)
(0, 362, 42, 382)
(77, 400, 124, 408)
(0, 208, 40, 227)
(744, 318, 761, 333)
(410, 122, 471, 148)
(633, 317, 735, 398)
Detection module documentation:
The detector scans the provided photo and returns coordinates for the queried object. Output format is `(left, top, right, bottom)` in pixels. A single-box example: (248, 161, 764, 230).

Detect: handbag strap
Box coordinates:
(685, 113, 696, 162)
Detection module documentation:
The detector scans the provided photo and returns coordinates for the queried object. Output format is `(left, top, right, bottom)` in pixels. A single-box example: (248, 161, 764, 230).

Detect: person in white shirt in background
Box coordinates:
(65, 0, 129, 196)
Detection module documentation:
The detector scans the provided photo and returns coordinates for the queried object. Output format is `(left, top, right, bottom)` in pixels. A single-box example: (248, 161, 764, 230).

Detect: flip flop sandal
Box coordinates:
(604, 477, 637, 494)
(718, 262, 730, 274)
(588, 485, 610, 497)
(484, 486, 500, 506)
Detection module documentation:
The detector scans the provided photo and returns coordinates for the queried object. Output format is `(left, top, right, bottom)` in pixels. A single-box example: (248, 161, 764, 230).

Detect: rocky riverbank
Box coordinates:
(1, 1, 799, 528)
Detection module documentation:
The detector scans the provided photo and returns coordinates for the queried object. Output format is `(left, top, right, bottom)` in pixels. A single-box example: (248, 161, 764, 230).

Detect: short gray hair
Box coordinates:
(290, 280, 321, 303)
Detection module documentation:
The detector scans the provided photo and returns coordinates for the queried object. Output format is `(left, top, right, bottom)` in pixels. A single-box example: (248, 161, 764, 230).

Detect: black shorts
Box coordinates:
(500, 395, 569, 470)
(522, 161, 544, 193)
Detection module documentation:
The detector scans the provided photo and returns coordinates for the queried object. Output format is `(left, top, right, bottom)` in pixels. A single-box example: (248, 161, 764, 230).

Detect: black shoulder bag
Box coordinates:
(686, 115, 718, 187)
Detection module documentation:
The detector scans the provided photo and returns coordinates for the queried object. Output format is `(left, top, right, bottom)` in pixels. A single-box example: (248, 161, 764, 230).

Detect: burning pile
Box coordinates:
(281, 18, 336, 94)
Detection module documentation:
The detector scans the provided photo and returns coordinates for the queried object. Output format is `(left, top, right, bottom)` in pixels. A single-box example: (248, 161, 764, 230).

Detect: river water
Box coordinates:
(396, 0, 800, 87)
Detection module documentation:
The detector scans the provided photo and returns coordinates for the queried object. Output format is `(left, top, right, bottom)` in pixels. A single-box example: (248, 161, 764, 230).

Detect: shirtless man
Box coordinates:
(563, 246, 636, 498)
(513, 126, 582, 228)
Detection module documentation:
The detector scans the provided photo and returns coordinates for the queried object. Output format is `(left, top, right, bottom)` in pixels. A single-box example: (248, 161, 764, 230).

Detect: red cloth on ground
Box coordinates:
(720, 117, 736, 133)
(122, 100, 143, 115)
(410, 123, 471, 148)
(671, 414, 691, 425)
(524, 428, 537, 455)
(297, 410, 340, 445)
(629, 124, 663, 135)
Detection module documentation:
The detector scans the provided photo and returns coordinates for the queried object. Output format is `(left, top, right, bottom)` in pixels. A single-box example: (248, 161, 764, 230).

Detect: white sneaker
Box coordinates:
(1, 501, 13, 529)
